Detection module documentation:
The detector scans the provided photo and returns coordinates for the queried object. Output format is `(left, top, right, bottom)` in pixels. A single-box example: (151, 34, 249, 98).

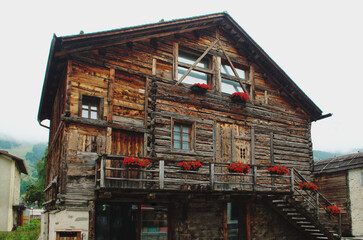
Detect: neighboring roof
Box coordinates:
(38, 12, 325, 122)
(314, 152, 363, 174)
(0, 150, 28, 175)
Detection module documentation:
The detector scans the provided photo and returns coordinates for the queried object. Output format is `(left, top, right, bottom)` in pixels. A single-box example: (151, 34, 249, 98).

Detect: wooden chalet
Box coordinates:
(38, 13, 338, 240)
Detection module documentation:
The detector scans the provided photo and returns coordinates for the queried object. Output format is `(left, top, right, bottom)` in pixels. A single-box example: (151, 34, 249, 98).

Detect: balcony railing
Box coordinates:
(95, 155, 293, 193)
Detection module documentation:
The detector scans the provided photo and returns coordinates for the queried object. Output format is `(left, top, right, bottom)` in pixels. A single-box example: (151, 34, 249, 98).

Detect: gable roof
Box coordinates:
(0, 150, 28, 175)
(314, 152, 363, 174)
(38, 12, 326, 122)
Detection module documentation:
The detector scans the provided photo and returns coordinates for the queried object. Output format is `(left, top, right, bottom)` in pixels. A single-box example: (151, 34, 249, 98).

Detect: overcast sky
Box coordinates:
(1, 0, 362, 153)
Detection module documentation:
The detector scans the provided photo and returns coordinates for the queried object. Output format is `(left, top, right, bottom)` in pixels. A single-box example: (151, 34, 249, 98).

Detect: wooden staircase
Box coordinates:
(264, 168, 342, 240)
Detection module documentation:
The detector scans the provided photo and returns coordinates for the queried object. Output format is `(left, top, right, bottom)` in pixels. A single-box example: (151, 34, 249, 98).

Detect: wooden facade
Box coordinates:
(39, 13, 339, 240)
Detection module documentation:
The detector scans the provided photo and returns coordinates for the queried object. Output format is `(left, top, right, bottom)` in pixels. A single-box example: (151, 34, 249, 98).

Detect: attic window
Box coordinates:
(81, 95, 101, 120)
(178, 51, 210, 85)
(221, 63, 246, 94)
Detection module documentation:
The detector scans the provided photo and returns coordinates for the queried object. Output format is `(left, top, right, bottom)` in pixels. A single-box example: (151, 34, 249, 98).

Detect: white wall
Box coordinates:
(0, 156, 13, 231)
(48, 210, 89, 240)
(348, 168, 363, 237)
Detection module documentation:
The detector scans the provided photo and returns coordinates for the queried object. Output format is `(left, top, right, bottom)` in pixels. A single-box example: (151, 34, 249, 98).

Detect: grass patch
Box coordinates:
(0, 219, 40, 240)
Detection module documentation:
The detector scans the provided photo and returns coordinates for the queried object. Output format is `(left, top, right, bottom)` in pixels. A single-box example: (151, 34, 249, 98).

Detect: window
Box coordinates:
(81, 95, 100, 119)
(178, 51, 210, 85)
(221, 64, 246, 94)
(172, 120, 194, 151)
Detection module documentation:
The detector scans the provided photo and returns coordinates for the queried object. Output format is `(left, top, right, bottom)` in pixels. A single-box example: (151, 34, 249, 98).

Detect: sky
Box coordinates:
(1, 0, 362, 153)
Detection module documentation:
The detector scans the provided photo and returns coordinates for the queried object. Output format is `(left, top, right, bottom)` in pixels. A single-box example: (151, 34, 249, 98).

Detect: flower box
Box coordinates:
(268, 166, 290, 175)
(299, 182, 318, 191)
(230, 92, 249, 104)
(178, 161, 202, 171)
(190, 83, 211, 93)
(227, 163, 250, 174)
(325, 206, 341, 215)
(123, 157, 150, 168)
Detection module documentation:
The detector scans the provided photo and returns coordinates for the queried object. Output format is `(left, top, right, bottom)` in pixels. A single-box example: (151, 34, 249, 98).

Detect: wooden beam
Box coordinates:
(270, 132, 274, 164)
(152, 58, 157, 75)
(108, 68, 115, 122)
(241, 202, 251, 240)
(173, 42, 178, 80)
(65, 59, 72, 115)
(250, 127, 255, 165)
(249, 65, 255, 102)
(176, 39, 218, 85)
(214, 56, 221, 92)
(144, 77, 150, 128)
(217, 40, 248, 93)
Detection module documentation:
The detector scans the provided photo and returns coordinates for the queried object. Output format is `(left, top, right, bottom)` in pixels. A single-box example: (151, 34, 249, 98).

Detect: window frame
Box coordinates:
(79, 95, 103, 120)
(177, 49, 212, 86)
(220, 61, 248, 95)
(171, 118, 195, 152)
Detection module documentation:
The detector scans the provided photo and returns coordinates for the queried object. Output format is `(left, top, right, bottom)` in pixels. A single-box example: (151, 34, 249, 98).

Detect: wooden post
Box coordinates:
(338, 213, 342, 237)
(249, 65, 255, 102)
(210, 163, 215, 189)
(250, 127, 255, 164)
(108, 68, 115, 122)
(231, 125, 234, 162)
(290, 168, 294, 192)
(241, 202, 251, 240)
(315, 191, 319, 220)
(253, 166, 257, 192)
(65, 59, 72, 115)
(173, 42, 178, 81)
(100, 156, 105, 188)
(159, 160, 164, 189)
(152, 58, 157, 75)
(214, 56, 221, 92)
(144, 77, 150, 129)
(270, 132, 274, 164)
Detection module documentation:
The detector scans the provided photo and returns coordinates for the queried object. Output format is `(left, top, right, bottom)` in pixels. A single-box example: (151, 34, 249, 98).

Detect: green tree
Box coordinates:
(23, 148, 47, 207)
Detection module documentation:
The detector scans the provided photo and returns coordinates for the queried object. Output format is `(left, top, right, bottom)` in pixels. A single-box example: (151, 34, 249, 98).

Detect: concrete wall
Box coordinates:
(348, 168, 363, 237)
(0, 155, 14, 231)
(48, 210, 89, 240)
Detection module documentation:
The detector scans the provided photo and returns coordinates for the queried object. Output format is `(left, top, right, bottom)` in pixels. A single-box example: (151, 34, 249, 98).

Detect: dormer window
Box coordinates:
(81, 95, 101, 120)
(178, 51, 210, 85)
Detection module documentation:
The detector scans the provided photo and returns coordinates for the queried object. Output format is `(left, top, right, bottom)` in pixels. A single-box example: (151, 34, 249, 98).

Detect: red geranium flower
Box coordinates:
(325, 206, 341, 215)
(230, 92, 249, 103)
(178, 161, 203, 171)
(123, 157, 150, 168)
(299, 182, 318, 191)
(227, 163, 250, 174)
(268, 166, 290, 175)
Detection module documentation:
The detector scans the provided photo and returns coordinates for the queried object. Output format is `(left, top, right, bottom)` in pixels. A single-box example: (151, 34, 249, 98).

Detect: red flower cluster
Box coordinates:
(178, 161, 203, 171)
(299, 182, 318, 191)
(230, 92, 249, 103)
(227, 163, 250, 174)
(191, 83, 211, 90)
(268, 166, 290, 175)
(123, 157, 150, 168)
(325, 206, 341, 215)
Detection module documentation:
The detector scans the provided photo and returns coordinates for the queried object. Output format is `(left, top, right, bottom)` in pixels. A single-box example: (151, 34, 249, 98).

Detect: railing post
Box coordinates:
(159, 160, 164, 189)
(253, 166, 257, 192)
(210, 163, 215, 190)
(100, 155, 105, 188)
(338, 213, 342, 237)
(316, 192, 319, 220)
(290, 168, 294, 193)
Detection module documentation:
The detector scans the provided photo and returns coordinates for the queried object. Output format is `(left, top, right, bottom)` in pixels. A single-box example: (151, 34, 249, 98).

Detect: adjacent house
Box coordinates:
(0, 150, 28, 231)
(38, 13, 340, 240)
(314, 152, 363, 238)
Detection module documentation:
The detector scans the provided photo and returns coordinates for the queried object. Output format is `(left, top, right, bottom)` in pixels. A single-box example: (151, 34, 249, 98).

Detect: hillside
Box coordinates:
(0, 139, 47, 195)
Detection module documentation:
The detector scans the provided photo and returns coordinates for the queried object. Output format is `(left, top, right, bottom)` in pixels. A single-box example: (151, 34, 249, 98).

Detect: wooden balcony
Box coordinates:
(95, 155, 294, 194)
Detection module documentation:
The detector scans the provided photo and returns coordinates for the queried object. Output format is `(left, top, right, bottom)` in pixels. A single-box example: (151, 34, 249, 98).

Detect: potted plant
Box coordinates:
(178, 161, 203, 171)
(227, 163, 250, 174)
(230, 92, 249, 104)
(190, 83, 211, 93)
(299, 182, 318, 191)
(325, 205, 341, 215)
(268, 166, 290, 175)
